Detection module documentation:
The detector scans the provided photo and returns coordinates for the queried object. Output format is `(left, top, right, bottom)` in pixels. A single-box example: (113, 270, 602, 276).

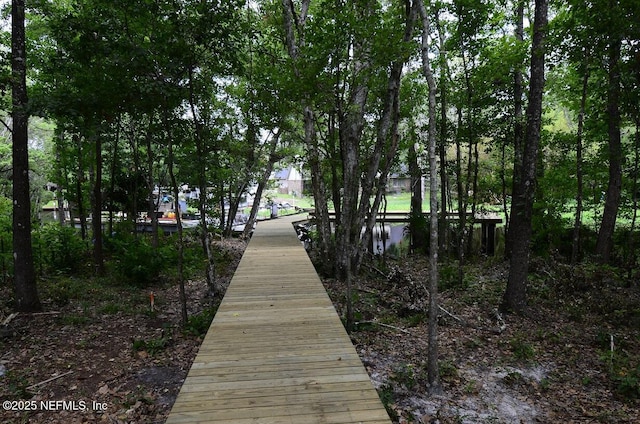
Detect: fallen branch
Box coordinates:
(362, 263, 387, 278)
(355, 321, 410, 334)
(29, 311, 61, 316)
(2, 312, 18, 326)
(27, 370, 73, 391)
(357, 287, 380, 296)
(439, 305, 505, 335)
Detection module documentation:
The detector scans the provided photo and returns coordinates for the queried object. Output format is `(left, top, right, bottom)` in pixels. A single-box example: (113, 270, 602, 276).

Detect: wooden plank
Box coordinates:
(165, 215, 390, 424)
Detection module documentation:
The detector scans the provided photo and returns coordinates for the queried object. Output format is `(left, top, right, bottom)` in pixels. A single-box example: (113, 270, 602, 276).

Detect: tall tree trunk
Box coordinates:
(354, 1, 418, 322)
(595, 28, 622, 263)
(505, 0, 525, 259)
(409, 141, 426, 252)
(571, 65, 589, 265)
(243, 130, 282, 240)
(435, 7, 449, 255)
(107, 117, 121, 236)
(91, 126, 104, 275)
(55, 131, 66, 226)
(167, 123, 188, 325)
(145, 119, 159, 249)
(454, 107, 467, 283)
(75, 134, 87, 239)
(281, 0, 332, 268)
(224, 181, 248, 237)
(328, 111, 342, 224)
(467, 141, 479, 256)
(306, 108, 333, 268)
(626, 118, 639, 283)
(502, 0, 548, 314)
(417, 0, 442, 395)
(12, 0, 41, 312)
(336, 71, 368, 333)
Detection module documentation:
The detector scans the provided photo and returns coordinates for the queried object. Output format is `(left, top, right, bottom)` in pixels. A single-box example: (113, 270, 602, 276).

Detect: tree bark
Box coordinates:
(355, 1, 418, 269)
(595, 26, 622, 263)
(627, 118, 639, 282)
(91, 125, 104, 275)
(54, 131, 66, 226)
(502, 0, 548, 314)
(75, 134, 87, 240)
(243, 130, 281, 240)
(505, 0, 526, 259)
(281, 0, 332, 268)
(145, 118, 159, 249)
(434, 7, 449, 255)
(417, 0, 441, 395)
(166, 118, 188, 325)
(187, 70, 218, 298)
(12, 0, 41, 312)
(409, 141, 426, 252)
(571, 64, 589, 265)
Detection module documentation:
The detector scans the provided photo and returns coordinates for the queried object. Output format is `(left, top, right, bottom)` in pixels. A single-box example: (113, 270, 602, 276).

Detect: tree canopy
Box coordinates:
(0, 0, 638, 316)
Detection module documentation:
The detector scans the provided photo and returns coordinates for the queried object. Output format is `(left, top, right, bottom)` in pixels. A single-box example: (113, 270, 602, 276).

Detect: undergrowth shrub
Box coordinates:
(183, 306, 218, 338)
(132, 335, 171, 356)
(0, 197, 12, 283)
(34, 223, 88, 274)
(108, 233, 170, 287)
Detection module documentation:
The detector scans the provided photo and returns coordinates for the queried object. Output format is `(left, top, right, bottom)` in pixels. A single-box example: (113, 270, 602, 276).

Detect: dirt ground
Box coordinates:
(1, 242, 639, 423)
(327, 256, 640, 423)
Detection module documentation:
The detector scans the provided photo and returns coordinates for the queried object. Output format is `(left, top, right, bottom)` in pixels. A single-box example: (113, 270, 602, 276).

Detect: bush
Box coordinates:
(183, 307, 217, 338)
(109, 234, 167, 287)
(34, 224, 88, 274)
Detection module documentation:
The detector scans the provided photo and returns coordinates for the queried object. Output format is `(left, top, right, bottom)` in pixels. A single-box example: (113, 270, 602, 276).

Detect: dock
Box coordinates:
(165, 214, 391, 423)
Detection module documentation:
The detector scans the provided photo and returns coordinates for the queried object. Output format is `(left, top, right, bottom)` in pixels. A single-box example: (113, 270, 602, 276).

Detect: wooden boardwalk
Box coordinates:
(165, 214, 391, 424)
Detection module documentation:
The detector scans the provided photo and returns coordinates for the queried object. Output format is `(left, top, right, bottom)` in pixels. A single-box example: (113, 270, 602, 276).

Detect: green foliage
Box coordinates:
(43, 277, 92, 307)
(377, 384, 400, 421)
(0, 196, 12, 280)
(613, 366, 640, 400)
(509, 334, 536, 361)
(132, 335, 171, 356)
(390, 363, 417, 390)
(34, 223, 88, 274)
(597, 332, 640, 401)
(3, 369, 32, 400)
(439, 360, 460, 382)
(183, 307, 218, 338)
(108, 233, 173, 287)
(59, 313, 91, 326)
(439, 262, 470, 291)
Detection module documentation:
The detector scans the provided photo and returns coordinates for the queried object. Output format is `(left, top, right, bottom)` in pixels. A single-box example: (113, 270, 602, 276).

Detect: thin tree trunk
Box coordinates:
(12, 0, 41, 312)
(243, 130, 281, 239)
(167, 123, 188, 325)
(595, 25, 622, 263)
(91, 126, 104, 275)
(454, 107, 467, 284)
(435, 7, 449, 255)
(626, 119, 639, 283)
(506, 0, 526, 258)
(571, 65, 589, 264)
(55, 132, 66, 226)
(224, 182, 248, 237)
(75, 134, 87, 240)
(502, 0, 548, 314)
(354, 3, 418, 329)
(469, 141, 480, 253)
(281, 0, 332, 268)
(107, 117, 121, 236)
(417, 0, 441, 395)
(409, 141, 426, 252)
(145, 118, 159, 248)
